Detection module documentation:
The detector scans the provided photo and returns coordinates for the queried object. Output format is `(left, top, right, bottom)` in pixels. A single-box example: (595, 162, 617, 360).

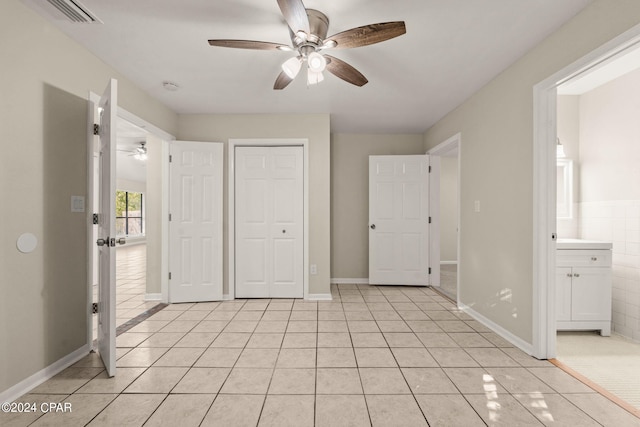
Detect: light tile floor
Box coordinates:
(93, 244, 156, 340)
(5, 284, 640, 426)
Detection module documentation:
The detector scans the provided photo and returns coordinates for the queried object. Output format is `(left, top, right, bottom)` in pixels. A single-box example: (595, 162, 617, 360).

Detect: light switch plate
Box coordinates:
(71, 196, 85, 213)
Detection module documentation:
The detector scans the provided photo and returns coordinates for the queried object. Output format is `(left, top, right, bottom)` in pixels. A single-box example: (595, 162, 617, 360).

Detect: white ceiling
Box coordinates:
(28, 0, 594, 133)
(116, 119, 147, 183)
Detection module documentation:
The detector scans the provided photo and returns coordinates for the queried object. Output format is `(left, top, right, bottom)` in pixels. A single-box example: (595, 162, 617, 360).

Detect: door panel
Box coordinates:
(169, 141, 223, 303)
(369, 155, 429, 285)
(236, 146, 303, 298)
(571, 267, 612, 321)
(97, 79, 117, 377)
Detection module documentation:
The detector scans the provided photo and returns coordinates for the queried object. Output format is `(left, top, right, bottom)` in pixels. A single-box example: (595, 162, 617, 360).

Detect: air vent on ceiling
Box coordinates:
(38, 0, 102, 23)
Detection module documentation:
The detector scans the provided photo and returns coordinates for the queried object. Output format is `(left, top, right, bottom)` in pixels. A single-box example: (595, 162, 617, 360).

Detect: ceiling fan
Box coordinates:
(208, 0, 406, 89)
(117, 142, 147, 161)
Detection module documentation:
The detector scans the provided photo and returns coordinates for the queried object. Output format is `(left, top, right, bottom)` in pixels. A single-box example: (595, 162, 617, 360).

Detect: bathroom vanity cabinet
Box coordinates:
(556, 239, 612, 336)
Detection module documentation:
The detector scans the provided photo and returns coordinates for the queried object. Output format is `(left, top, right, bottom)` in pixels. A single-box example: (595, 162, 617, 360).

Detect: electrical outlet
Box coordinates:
(310, 264, 317, 275)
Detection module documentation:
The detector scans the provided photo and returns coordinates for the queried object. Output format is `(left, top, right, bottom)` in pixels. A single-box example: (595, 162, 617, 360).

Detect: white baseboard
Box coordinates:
(144, 293, 162, 301)
(0, 344, 90, 404)
(330, 278, 369, 284)
(440, 261, 458, 265)
(306, 293, 333, 301)
(459, 303, 534, 355)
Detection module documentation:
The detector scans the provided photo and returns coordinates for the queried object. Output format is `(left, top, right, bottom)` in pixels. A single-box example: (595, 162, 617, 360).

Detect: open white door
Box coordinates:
(169, 141, 223, 303)
(369, 155, 429, 286)
(96, 79, 118, 376)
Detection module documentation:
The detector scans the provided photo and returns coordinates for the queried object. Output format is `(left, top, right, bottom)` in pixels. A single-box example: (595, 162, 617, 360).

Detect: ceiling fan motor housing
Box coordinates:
(290, 9, 329, 49)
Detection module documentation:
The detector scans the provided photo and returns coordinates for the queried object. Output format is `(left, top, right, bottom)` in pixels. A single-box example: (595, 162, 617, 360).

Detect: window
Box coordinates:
(116, 190, 144, 236)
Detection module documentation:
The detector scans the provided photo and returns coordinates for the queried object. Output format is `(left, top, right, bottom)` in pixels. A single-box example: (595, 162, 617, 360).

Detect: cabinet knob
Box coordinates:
(591, 257, 597, 261)
(566, 273, 572, 277)
(574, 273, 580, 278)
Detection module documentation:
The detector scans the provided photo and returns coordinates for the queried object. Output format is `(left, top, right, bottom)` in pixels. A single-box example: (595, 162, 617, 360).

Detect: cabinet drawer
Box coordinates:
(556, 250, 611, 267)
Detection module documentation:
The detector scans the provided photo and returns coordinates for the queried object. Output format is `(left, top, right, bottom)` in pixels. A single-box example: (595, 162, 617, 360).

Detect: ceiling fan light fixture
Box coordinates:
(322, 39, 337, 49)
(307, 69, 324, 85)
(307, 52, 326, 73)
(282, 56, 302, 78)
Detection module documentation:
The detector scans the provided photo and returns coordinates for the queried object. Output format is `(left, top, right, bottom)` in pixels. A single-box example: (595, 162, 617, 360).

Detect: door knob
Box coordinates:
(370, 224, 376, 230)
(96, 238, 106, 247)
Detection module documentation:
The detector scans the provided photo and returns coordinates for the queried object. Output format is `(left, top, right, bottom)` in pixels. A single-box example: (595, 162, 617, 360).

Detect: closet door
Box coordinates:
(235, 146, 303, 298)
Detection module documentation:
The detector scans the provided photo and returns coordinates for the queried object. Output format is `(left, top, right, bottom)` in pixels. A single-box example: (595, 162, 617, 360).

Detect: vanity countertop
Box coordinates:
(557, 238, 612, 250)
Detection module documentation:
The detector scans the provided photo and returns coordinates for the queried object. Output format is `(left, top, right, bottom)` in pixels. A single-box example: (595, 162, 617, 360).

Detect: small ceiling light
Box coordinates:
(307, 52, 327, 73)
(556, 138, 566, 158)
(307, 69, 324, 85)
(282, 56, 302, 79)
(162, 81, 179, 91)
(322, 39, 337, 49)
(133, 142, 147, 161)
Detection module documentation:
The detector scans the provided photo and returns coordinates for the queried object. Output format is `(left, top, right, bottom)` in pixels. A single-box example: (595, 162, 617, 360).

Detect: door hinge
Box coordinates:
(92, 302, 98, 314)
(92, 213, 99, 225)
(428, 217, 432, 224)
(169, 155, 173, 163)
(428, 267, 432, 274)
(429, 165, 432, 173)
(169, 213, 172, 221)
(169, 272, 172, 280)
(93, 124, 100, 135)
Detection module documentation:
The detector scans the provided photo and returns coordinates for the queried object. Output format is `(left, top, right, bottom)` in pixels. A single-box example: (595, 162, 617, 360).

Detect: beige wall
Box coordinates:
(177, 114, 331, 296)
(439, 157, 458, 262)
(424, 0, 640, 344)
(330, 134, 425, 279)
(0, 0, 177, 394)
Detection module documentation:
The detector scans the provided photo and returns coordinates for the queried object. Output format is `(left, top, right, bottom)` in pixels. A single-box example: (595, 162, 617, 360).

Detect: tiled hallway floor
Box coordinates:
(93, 244, 156, 340)
(5, 284, 640, 426)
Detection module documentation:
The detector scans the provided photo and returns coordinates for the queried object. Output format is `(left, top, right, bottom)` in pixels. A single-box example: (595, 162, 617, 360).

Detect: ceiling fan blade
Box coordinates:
(277, 0, 310, 34)
(325, 21, 406, 49)
(274, 70, 294, 90)
(208, 39, 289, 51)
(324, 55, 368, 87)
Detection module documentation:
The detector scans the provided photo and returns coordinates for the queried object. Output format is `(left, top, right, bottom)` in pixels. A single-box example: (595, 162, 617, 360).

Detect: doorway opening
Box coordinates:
(533, 20, 640, 411)
(91, 117, 153, 344)
(428, 133, 461, 302)
(553, 44, 640, 411)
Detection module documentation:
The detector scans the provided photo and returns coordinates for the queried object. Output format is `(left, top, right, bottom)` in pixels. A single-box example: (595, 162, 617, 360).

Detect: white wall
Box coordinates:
(576, 67, 640, 341)
(556, 96, 580, 238)
(330, 134, 425, 279)
(424, 0, 640, 345)
(439, 156, 458, 263)
(177, 114, 331, 296)
(0, 0, 177, 395)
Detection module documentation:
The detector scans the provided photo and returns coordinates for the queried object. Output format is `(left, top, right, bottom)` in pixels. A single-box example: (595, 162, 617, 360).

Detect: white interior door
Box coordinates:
(169, 141, 223, 303)
(369, 155, 429, 286)
(97, 78, 117, 377)
(235, 146, 303, 298)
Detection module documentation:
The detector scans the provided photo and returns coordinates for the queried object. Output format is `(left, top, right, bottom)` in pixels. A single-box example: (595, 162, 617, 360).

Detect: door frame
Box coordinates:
(427, 133, 461, 299)
(228, 138, 310, 300)
(532, 24, 640, 359)
(86, 91, 175, 350)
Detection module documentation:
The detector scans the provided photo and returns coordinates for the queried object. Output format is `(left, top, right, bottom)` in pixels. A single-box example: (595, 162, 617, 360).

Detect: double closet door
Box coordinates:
(235, 146, 304, 298)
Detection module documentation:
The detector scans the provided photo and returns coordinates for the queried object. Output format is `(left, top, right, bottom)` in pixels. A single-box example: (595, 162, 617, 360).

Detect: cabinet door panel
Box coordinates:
(571, 267, 612, 321)
(556, 267, 572, 321)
